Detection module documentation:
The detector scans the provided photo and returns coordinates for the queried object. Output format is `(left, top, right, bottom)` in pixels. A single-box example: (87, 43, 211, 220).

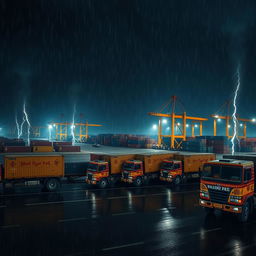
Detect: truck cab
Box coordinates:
(200, 159, 255, 222)
(159, 160, 183, 185)
(86, 160, 109, 188)
(121, 160, 144, 186)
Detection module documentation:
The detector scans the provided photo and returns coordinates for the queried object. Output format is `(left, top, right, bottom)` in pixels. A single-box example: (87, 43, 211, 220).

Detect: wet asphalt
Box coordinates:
(0, 181, 256, 256)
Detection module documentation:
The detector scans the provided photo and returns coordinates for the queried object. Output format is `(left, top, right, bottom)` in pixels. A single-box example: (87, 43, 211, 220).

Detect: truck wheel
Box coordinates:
(45, 178, 60, 192)
(98, 178, 108, 189)
(174, 176, 181, 185)
(238, 201, 250, 223)
(134, 177, 142, 187)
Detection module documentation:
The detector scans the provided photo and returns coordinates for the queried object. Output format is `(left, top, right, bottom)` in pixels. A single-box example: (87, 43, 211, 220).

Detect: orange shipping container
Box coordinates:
(32, 146, 53, 152)
(135, 153, 175, 173)
(174, 153, 216, 173)
(4, 155, 64, 180)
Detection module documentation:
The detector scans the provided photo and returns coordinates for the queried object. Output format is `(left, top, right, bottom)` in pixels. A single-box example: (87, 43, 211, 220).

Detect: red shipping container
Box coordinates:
(31, 140, 52, 146)
(4, 146, 31, 153)
(55, 146, 81, 152)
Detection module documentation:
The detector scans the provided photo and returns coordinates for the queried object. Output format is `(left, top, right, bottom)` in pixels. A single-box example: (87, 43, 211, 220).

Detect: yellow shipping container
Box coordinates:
(32, 146, 53, 152)
(174, 153, 216, 173)
(135, 153, 174, 173)
(4, 155, 64, 180)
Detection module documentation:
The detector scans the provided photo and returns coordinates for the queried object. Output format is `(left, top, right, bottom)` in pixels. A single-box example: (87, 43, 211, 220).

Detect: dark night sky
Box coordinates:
(0, 0, 256, 136)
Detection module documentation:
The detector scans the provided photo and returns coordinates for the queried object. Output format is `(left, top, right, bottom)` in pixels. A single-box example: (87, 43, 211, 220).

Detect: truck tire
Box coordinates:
(238, 201, 250, 223)
(174, 176, 182, 185)
(45, 178, 60, 192)
(134, 177, 142, 187)
(98, 178, 108, 189)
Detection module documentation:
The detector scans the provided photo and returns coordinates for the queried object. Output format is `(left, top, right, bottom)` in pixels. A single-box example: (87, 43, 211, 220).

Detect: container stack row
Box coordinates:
(94, 134, 157, 148)
(0, 138, 81, 153)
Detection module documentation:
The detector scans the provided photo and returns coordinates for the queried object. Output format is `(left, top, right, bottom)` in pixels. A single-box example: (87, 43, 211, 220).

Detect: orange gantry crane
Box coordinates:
(148, 96, 208, 149)
(49, 121, 102, 141)
(211, 100, 253, 139)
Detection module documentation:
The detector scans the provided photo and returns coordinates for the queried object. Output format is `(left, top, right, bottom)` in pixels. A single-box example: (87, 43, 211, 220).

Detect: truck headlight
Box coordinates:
(168, 175, 172, 178)
(200, 191, 209, 199)
(229, 196, 242, 203)
(128, 176, 133, 179)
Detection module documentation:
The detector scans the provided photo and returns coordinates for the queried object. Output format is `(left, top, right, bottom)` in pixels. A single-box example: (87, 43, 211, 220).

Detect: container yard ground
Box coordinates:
(1, 181, 256, 256)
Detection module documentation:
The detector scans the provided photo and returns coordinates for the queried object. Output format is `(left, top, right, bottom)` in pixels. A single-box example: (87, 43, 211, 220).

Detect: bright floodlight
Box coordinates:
(228, 125, 231, 128)
(252, 118, 256, 122)
(48, 124, 53, 129)
(152, 124, 157, 130)
(215, 115, 219, 118)
(162, 119, 167, 124)
(177, 122, 180, 126)
(166, 127, 170, 130)
(217, 118, 221, 122)
(195, 124, 198, 128)
(240, 123, 243, 127)
(186, 124, 189, 127)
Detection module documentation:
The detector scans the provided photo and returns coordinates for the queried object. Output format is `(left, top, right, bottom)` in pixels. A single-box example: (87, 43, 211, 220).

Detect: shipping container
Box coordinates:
(174, 152, 216, 173)
(30, 140, 52, 146)
(32, 146, 54, 152)
(135, 153, 175, 173)
(3, 146, 31, 153)
(55, 146, 81, 152)
(3, 155, 64, 180)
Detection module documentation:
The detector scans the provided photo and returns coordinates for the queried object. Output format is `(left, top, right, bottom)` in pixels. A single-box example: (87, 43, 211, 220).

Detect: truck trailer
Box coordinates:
(121, 153, 174, 186)
(85, 154, 135, 188)
(199, 157, 255, 222)
(0, 155, 64, 192)
(160, 153, 216, 185)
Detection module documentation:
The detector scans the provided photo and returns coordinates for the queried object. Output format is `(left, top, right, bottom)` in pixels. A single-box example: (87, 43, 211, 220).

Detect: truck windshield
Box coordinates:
(202, 164, 242, 184)
(161, 162, 173, 170)
(87, 163, 98, 171)
(123, 163, 135, 170)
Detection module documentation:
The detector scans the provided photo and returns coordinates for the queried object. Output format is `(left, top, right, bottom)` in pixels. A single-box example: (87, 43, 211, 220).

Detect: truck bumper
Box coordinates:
(199, 199, 242, 213)
(85, 179, 97, 185)
(160, 177, 173, 182)
(121, 178, 133, 183)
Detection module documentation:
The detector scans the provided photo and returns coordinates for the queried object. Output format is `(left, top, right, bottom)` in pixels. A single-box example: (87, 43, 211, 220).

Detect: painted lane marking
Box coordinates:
(25, 190, 198, 207)
(192, 227, 222, 235)
(58, 217, 89, 223)
(102, 241, 144, 251)
(112, 212, 135, 216)
(0, 224, 20, 229)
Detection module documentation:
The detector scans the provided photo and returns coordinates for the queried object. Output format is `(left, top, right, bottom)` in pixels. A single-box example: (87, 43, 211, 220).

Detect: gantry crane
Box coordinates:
(49, 121, 102, 141)
(31, 126, 45, 138)
(212, 100, 252, 139)
(148, 96, 208, 149)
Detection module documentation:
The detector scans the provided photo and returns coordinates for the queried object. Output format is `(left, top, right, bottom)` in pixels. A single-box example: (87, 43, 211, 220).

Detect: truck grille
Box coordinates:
(123, 172, 129, 179)
(208, 189, 229, 204)
(87, 173, 93, 181)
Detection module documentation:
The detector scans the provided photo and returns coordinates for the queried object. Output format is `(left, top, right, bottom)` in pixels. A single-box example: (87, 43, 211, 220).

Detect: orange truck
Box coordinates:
(86, 154, 135, 188)
(160, 153, 216, 185)
(121, 153, 174, 186)
(0, 155, 64, 192)
(200, 158, 255, 222)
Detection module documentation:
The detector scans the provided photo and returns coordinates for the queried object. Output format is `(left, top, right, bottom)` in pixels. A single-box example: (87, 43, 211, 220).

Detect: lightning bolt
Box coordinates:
(15, 115, 26, 139)
(71, 105, 76, 145)
(15, 115, 20, 138)
(23, 102, 31, 145)
(231, 65, 240, 155)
